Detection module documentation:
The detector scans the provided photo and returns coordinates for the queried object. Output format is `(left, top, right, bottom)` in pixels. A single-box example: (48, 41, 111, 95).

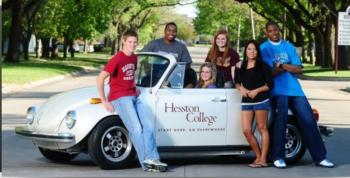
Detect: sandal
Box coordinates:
(257, 162, 268, 167)
(248, 163, 262, 168)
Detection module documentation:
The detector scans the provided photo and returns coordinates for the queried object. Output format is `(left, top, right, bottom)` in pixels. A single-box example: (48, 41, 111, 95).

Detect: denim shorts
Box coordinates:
(241, 99, 271, 111)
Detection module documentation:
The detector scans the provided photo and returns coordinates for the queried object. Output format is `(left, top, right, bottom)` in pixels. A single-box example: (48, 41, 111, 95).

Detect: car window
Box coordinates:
(162, 63, 186, 89)
(136, 54, 170, 87)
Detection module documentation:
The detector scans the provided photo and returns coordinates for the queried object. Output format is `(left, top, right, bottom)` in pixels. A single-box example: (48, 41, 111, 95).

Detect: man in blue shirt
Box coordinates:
(260, 21, 334, 168)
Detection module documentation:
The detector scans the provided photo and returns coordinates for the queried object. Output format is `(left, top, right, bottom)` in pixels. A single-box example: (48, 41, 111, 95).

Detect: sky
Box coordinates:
(174, 2, 198, 18)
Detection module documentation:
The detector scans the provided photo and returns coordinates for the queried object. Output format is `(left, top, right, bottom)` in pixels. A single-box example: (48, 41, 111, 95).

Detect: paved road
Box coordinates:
(2, 47, 350, 177)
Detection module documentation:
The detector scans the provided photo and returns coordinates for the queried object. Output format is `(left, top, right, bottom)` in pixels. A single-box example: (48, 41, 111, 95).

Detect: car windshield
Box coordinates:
(162, 63, 186, 89)
(136, 54, 170, 87)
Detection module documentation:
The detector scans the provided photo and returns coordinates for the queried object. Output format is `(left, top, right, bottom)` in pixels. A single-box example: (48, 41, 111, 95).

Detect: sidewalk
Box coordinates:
(298, 74, 350, 93)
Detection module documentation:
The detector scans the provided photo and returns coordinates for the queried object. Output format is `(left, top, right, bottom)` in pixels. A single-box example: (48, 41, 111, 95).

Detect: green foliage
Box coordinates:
(103, 0, 181, 52)
(137, 6, 196, 44)
(194, 0, 267, 44)
(34, 0, 114, 40)
(173, 14, 196, 42)
(35, 1, 66, 39)
(138, 11, 160, 45)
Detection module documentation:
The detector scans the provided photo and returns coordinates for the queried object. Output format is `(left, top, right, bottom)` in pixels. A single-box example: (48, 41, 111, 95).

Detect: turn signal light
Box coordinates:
(90, 98, 102, 104)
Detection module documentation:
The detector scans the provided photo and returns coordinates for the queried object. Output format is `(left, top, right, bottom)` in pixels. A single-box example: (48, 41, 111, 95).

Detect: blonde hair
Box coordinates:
(197, 62, 217, 88)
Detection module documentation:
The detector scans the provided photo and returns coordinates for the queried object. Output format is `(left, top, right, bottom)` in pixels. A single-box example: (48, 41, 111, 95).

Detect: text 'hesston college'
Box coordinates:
(164, 102, 218, 126)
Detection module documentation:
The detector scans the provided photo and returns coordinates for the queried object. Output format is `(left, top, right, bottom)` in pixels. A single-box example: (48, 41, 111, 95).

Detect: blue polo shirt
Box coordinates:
(260, 40, 305, 97)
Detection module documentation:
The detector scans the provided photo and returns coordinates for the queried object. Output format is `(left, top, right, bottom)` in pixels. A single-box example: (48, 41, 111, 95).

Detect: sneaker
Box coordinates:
(273, 159, 287, 168)
(316, 159, 335, 168)
(143, 159, 168, 167)
(143, 167, 161, 172)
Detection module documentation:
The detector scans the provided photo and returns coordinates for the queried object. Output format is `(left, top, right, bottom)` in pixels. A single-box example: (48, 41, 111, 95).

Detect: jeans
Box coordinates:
(112, 96, 160, 168)
(271, 95, 327, 162)
(241, 99, 271, 111)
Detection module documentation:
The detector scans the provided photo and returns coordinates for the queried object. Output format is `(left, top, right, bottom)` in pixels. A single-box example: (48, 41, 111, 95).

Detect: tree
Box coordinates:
(2, 0, 47, 62)
(34, 0, 114, 59)
(2, 8, 12, 55)
(34, 1, 67, 59)
(236, 0, 350, 69)
(108, 0, 181, 54)
(3, 0, 23, 63)
(144, 7, 196, 43)
(21, 0, 46, 60)
(194, 0, 267, 48)
(60, 0, 114, 58)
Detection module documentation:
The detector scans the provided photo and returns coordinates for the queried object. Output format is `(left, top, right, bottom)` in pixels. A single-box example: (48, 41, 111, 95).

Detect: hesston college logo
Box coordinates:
(164, 102, 218, 126)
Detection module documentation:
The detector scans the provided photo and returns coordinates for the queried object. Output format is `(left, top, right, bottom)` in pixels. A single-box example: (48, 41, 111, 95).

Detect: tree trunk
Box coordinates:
(293, 27, 305, 62)
(2, 38, 5, 55)
(307, 32, 313, 64)
(51, 38, 59, 58)
(104, 37, 109, 47)
(41, 38, 50, 59)
(301, 47, 307, 63)
(5, 0, 22, 63)
(22, 32, 32, 61)
(83, 39, 88, 53)
(35, 37, 41, 58)
(294, 26, 304, 47)
(314, 30, 325, 66)
(117, 34, 122, 52)
(324, 16, 333, 68)
(69, 40, 75, 58)
(63, 37, 68, 58)
(111, 38, 117, 55)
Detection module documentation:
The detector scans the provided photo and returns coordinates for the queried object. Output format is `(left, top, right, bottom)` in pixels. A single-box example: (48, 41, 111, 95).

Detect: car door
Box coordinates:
(155, 64, 228, 146)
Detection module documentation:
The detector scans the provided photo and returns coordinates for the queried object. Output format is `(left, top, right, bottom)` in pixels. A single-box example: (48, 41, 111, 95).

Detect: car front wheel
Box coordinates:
(38, 147, 78, 162)
(284, 121, 306, 164)
(88, 116, 135, 170)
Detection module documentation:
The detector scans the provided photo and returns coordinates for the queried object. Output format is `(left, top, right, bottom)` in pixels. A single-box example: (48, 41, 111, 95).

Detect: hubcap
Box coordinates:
(285, 124, 302, 159)
(101, 126, 132, 162)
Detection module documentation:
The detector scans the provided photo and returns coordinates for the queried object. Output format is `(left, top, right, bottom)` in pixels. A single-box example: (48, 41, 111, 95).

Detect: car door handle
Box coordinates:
(211, 98, 227, 102)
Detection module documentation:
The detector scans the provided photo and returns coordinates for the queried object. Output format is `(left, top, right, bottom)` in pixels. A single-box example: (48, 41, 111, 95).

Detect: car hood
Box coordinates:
(32, 86, 103, 133)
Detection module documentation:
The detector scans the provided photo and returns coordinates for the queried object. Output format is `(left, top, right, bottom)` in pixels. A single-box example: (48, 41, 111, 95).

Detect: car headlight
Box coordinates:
(26, 106, 36, 125)
(65, 111, 77, 129)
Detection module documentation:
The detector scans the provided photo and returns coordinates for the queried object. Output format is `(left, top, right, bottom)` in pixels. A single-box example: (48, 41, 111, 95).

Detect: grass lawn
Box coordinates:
(2, 53, 111, 84)
(302, 64, 350, 78)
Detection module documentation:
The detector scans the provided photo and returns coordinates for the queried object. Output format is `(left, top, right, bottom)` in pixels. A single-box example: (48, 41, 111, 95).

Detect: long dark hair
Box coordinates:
(240, 40, 264, 73)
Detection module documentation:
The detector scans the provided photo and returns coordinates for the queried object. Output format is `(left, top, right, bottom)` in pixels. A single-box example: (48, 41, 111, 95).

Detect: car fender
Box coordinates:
(57, 102, 118, 148)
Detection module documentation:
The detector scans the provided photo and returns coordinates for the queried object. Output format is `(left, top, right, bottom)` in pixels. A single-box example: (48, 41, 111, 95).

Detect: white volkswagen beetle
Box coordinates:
(15, 53, 333, 170)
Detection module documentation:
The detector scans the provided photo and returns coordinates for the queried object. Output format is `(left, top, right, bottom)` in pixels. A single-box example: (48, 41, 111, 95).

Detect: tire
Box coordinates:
(284, 121, 306, 164)
(88, 116, 136, 170)
(268, 119, 306, 164)
(38, 147, 78, 162)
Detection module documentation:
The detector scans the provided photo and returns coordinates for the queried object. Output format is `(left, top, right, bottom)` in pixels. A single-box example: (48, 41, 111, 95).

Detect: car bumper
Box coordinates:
(15, 126, 75, 143)
(319, 125, 334, 137)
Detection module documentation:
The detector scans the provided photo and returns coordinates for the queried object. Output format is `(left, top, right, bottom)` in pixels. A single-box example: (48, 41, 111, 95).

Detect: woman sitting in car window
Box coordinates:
(196, 62, 217, 88)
